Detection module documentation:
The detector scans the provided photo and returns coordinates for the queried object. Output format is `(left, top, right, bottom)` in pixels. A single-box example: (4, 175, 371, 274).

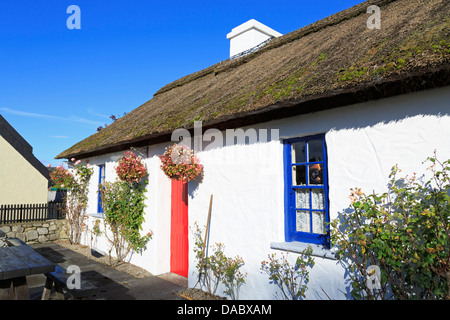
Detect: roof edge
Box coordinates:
(0, 115, 50, 183)
(56, 64, 450, 160)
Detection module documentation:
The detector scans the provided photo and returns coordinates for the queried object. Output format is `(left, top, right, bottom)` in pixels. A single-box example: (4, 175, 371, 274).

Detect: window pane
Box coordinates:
(308, 140, 323, 162)
(312, 211, 326, 234)
(292, 165, 307, 186)
(296, 210, 310, 232)
(291, 142, 306, 164)
(311, 189, 324, 210)
(308, 164, 323, 185)
(295, 189, 309, 209)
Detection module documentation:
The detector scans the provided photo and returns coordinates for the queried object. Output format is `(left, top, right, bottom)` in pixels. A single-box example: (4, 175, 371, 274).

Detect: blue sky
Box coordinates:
(0, 0, 362, 167)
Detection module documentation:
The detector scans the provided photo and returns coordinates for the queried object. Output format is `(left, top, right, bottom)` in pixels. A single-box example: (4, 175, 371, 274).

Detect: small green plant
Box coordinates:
(89, 218, 103, 250)
(210, 243, 246, 300)
(260, 247, 315, 300)
(330, 152, 450, 300)
(192, 223, 247, 299)
(92, 219, 102, 237)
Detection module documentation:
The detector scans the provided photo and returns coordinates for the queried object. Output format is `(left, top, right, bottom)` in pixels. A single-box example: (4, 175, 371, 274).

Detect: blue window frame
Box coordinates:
(283, 134, 330, 247)
(97, 164, 105, 214)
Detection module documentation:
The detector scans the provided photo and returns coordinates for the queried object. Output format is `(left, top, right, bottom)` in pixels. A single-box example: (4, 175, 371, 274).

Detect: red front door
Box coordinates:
(170, 179, 189, 278)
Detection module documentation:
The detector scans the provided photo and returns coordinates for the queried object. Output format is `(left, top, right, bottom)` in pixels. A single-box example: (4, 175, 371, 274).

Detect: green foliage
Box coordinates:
(260, 247, 315, 300)
(49, 166, 75, 190)
(330, 152, 450, 299)
(101, 180, 152, 265)
(100, 152, 152, 265)
(192, 223, 247, 299)
(50, 161, 93, 244)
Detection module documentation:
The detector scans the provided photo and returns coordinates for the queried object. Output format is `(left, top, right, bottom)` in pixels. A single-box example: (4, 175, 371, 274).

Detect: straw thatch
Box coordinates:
(57, 0, 450, 160)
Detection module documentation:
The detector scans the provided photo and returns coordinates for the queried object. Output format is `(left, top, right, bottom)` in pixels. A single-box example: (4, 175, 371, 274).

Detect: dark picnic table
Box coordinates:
(0, 238, 55, 300)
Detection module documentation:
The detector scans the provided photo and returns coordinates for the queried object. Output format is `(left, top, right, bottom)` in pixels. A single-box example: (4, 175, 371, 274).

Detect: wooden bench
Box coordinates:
(42, 265, 96, 300)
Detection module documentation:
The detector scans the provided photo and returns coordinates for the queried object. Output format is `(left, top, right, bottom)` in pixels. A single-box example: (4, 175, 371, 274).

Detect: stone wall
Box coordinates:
(0, 219, 68, 244)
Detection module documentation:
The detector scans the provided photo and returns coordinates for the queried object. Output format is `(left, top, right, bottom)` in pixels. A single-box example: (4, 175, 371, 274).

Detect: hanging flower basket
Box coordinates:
(159, 144, 203, 182)
(116, 151, 148, 184)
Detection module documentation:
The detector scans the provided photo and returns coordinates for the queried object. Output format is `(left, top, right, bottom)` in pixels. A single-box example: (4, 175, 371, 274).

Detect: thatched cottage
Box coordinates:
(56, 0, 450, 299)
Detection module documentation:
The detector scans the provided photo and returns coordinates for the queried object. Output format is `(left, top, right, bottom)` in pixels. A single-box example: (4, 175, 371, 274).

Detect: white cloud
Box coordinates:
(87, 108, 110, 119)
(0, 107, 103, 126)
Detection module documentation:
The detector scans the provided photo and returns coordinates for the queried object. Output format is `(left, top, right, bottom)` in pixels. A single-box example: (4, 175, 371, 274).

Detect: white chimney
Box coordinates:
(226, 19, 282, 58)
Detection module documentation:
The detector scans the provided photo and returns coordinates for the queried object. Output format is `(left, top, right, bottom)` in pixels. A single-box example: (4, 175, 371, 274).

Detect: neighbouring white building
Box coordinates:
(56, 0, 450, 300)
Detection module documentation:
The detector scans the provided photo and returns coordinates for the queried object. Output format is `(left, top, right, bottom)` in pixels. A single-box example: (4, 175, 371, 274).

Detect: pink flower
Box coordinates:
(160, 143, 202, 181)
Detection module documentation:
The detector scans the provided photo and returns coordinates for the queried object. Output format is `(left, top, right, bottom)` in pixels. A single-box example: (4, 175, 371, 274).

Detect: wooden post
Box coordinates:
(0, 280, 14, 300)
(12, 277, 29, 300)
(41, 277, 54, 300)
(198, 194, 213, 280)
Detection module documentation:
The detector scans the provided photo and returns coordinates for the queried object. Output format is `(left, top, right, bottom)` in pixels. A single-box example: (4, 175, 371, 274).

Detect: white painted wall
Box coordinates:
(75, 86, 449, 299)
(78, 145, 172, 276)
(187, 86, 450, 299)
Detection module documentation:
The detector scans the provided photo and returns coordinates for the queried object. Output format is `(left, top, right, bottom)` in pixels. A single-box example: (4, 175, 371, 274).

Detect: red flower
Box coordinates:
(116, 151, 147, 183)
(160, 144, 202, 181)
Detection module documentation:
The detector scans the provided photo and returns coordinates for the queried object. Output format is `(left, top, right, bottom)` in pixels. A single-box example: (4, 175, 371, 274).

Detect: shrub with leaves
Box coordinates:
(49, 160, 93, 244)
(260, 247, 315, 300)
(50, 165, 75, 190)
(330, 152, 450, 300)
(192, 223, 246, 299)
(100, 152, 151, 265)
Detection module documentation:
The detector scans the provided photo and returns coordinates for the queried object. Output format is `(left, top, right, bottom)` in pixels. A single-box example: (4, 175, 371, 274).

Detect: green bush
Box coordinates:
(100, 152, 151, 266)
(192, 223, 247, 299)
(330, 153, 450, 299)
(260, 247, 315, 300)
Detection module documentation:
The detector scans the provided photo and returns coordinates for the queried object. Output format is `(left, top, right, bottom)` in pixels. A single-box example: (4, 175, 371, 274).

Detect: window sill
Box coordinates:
(90, 212, 105, 219)
(270, 241, 337, 260)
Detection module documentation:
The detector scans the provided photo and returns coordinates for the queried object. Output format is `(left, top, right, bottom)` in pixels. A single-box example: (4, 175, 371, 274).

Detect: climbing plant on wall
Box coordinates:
(50, 160, 93, 244)
(100, 151, 152, 265)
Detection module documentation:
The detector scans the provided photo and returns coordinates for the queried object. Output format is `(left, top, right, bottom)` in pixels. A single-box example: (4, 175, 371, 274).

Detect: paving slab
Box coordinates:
(28, 243, 187, 300)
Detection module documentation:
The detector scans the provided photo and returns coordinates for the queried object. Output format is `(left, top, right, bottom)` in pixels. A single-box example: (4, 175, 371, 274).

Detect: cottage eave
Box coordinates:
(56, 64, 450, 160)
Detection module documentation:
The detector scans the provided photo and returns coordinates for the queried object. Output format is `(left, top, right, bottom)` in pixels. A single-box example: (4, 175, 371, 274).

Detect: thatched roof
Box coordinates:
(57, 0, 450, 160)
